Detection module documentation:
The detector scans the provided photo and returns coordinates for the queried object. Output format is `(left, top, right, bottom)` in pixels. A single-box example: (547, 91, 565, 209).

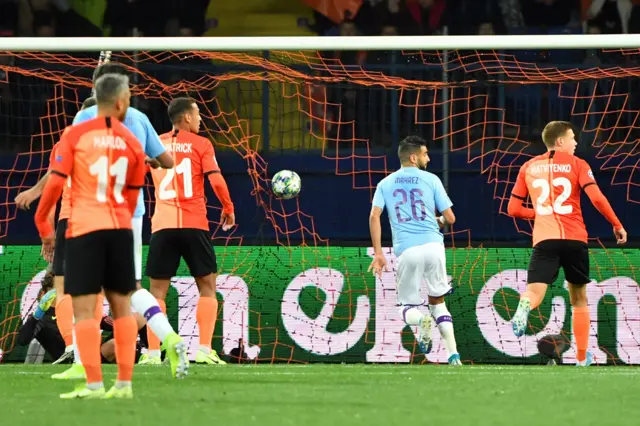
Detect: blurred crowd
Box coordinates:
(1, 0, 639, 38)
(313, 0, 640, 37)
(0, 0, 210, 37)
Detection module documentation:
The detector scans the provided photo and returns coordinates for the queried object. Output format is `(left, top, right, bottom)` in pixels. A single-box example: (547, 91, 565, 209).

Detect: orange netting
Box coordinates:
(0, 48, 638, 365)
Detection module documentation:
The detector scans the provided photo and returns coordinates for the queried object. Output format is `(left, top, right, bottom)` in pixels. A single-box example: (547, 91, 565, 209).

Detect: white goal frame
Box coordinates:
(1, 35, 640, 52)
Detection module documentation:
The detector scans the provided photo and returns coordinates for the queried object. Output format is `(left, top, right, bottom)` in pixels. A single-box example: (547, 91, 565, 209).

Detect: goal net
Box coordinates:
(0, 37, 638, 365)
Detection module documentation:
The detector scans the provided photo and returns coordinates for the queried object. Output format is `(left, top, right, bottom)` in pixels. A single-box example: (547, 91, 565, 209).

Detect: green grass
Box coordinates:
(2, 364, 640, 426)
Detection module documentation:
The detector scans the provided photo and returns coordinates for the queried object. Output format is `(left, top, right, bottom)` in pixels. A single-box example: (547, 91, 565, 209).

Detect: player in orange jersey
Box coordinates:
(16, 97, 100, 366)
(507, 121, 627, 366)
(143, 97, 234, 365)
(34, 74, 145, 399)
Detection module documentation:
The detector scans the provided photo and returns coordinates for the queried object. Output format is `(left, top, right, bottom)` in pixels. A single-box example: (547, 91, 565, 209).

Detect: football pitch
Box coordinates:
(2, 364, 639, 426)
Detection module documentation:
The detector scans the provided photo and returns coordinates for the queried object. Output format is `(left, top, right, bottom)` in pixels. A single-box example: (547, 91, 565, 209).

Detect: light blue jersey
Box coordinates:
(73, 106, 166, 217)
(372, 167, 453, 257)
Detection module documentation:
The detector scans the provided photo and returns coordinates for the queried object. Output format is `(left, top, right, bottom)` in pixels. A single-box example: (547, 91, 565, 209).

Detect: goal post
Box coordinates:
(1, 34, 640, 51)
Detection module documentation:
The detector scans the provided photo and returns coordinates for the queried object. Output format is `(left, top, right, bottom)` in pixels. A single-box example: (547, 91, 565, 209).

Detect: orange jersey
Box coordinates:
(511, 150, 596, 246)
(47, 117, 146, 238)
(149, 130, 221, 233)
(48, 142, 72, 220)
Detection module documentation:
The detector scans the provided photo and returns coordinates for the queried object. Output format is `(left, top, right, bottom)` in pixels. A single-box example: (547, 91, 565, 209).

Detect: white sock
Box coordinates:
(130, 288, 175, 343)
(429, 303, 458, 356)
(399, 306, 424, 326)
(72, 327, 82, 365)
(199, 345, 211, 354)
(148, 350, 161, 358)
(87, 381, 104, 390)
(115, 380, 131, 389)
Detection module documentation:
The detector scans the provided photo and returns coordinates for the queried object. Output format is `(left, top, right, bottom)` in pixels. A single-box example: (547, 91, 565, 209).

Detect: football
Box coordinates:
(271, 170, 301, 199)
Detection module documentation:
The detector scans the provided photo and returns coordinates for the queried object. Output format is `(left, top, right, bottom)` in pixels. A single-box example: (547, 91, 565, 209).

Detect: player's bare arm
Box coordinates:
(583, 184, 627, 244)
(14, 170, 51, 210)
(437, 207, 456, 228)
(367, 205, 388, 279)
(153, 151, 174, 169)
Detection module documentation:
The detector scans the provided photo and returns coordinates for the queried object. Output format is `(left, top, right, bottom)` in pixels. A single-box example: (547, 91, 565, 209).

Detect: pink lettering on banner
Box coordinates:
(171, 275, 260, 362)
(281, 267, 370, 356)
(364, 248, 452, 363)
(563, 277, 640, 365)
(475, 269, 565, 359)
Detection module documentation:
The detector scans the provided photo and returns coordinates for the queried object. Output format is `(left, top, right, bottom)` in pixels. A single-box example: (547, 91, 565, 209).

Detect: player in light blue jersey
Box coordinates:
(368, 136, 461, 365)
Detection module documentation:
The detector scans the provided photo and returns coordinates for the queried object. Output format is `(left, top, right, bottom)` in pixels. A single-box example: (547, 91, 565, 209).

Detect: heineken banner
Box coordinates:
(1, 245, 639, 364)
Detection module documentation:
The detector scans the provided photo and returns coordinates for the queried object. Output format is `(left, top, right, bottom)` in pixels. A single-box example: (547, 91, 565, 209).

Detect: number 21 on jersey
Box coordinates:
(158, 158, 193, 200)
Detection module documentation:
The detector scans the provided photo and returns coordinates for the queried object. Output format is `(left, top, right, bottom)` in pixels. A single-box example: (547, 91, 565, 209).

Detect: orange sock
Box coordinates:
(147, 298, 166, 351)
(94, 293, 104, 321)
(521, 290, 543, 310)
(573, 306, 590, 362)
(55, 295, 74, 347)
(196, 296, 218, 350)
(114, 315, 137, 382)
(75, 318, 102, 384)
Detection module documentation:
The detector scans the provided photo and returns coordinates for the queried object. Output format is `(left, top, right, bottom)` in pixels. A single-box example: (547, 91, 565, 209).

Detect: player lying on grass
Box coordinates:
(143, 97, 235, 366)
(17, 271, 146, 364)
(16, 97, 98, 367)
(368, 136, 461, 365)
(34, 73, 147, 399)
(507, 121, 627, 366)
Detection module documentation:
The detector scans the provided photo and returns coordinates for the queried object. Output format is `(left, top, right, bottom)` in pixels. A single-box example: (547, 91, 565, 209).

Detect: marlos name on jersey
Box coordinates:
(93, 135, 128, 150)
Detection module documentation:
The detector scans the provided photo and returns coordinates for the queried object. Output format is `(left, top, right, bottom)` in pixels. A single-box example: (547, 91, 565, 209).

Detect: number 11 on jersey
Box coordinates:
(89, 156, 129, 204)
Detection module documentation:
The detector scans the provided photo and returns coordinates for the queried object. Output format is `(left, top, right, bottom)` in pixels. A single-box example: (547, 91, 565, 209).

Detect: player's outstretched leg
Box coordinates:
(399, 306, 433, 355)
(194, 274, 226, 365)
(512, 284, 546, 337)
(139, 280, 189, 378)
(429, 299, 461, 366)
(139, 298, 166, 365)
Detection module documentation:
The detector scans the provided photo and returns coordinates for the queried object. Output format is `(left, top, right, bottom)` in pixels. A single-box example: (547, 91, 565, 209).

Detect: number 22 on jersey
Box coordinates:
(532, 177, 573, 216)
(158, 158, 193, 200)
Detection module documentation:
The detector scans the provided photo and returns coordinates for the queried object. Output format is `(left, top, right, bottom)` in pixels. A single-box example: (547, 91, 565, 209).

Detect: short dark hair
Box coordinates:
(92, 62, 128, 84)
(94, 74, 129, 105)
(398, 135, 427, 162)
(81, 97, 97, 110)
(542, 121, 573, 148)
(167, 97, 196, 124)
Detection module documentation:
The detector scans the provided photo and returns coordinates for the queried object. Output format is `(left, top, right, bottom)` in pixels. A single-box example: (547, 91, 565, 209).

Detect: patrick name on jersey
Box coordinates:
(165, 142, 192, 153)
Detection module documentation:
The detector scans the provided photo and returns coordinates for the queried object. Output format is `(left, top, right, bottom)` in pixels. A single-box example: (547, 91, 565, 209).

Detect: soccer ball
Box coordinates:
(271, 170, 301, 199)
